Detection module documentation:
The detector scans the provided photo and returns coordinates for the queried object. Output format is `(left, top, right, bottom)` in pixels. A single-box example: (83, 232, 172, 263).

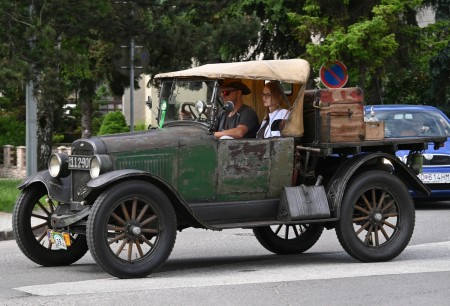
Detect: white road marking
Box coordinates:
(14, 241, 450, 296)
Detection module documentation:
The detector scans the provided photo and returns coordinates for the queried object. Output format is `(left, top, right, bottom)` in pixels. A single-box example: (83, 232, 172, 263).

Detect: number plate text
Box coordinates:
(68, 156, 91, 170)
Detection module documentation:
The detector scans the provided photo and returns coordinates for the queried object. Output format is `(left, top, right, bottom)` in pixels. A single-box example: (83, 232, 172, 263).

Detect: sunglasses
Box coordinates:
(221, 89, 238, 97)
(261, 93, 271, 98)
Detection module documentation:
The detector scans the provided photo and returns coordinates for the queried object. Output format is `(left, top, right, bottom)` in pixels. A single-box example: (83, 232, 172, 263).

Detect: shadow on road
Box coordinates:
(415, 201, 450, 210)
(160, 251, 355, 274)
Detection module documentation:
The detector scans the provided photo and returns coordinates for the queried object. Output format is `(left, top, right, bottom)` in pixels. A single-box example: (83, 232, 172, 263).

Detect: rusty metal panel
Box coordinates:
(268, 138, 294, 197)
(217, 138, 294, 201)
(217, 139, 270, 200)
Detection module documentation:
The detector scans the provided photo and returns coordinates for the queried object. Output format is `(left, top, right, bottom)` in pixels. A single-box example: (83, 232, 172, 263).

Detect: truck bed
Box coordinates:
(301, 136, 447, 157)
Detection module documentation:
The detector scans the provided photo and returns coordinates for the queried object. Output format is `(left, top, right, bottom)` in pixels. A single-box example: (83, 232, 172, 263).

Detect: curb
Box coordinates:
(0, 230, 14, 241)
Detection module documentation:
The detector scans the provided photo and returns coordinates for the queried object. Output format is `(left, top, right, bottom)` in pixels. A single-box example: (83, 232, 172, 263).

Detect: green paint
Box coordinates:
(159, 100, 167, 128)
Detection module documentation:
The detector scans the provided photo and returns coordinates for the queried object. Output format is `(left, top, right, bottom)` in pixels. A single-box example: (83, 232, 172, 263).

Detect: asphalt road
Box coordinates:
(1, 202, 450, 305)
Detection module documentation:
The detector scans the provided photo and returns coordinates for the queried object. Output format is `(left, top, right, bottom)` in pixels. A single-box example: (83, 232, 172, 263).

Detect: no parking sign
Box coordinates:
(319, 60, 348, 88)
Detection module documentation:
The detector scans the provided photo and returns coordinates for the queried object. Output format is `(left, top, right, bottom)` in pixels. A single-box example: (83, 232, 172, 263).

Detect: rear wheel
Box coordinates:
(12, 184, 88, 266)
(336, 170, 415, 262)
(253, 224, 324, 255)
(87, 181, 177, 278)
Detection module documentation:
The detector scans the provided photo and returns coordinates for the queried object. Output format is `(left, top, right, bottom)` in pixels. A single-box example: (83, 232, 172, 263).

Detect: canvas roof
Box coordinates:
(155, 59, 311, 84)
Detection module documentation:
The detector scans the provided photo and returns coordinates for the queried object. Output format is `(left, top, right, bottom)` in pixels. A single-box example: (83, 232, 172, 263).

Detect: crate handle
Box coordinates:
(327, 109, 353, 118)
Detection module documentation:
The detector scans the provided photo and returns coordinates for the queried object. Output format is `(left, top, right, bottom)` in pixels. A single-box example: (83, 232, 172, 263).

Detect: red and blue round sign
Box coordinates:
(319, 60, 348, 88)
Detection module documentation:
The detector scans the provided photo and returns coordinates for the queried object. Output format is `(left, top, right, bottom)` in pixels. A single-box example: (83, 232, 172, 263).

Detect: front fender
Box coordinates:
(327, 152, 429, 216)
(87, 169, 150, 189)
(87, 169, 214, 230)
(18, 170, 72, 204)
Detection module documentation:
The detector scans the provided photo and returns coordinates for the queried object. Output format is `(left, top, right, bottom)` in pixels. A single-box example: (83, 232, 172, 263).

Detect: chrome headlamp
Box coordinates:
(90, 154, 113, 179)
(48, 153, 70, 178)
(195, 100, 206, 115)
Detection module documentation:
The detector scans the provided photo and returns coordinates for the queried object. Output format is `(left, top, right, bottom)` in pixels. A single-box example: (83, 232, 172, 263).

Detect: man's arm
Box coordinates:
(214, 125, 248, 139)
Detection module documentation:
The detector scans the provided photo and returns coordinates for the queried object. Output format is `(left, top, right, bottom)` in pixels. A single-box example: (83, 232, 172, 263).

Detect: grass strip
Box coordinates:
(0, 179, 22, 212)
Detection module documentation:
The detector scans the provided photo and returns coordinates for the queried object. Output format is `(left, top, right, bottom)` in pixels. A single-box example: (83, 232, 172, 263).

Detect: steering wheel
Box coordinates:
(180, 102, 198, 120)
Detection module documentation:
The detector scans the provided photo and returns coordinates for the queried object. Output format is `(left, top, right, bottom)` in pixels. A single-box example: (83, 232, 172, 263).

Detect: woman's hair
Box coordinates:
(265, 81, 284, 108)
(263, 81, 287, 120)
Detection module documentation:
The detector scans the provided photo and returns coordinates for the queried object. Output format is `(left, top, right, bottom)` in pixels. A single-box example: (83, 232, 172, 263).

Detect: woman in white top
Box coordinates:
(256, 81, 290, 138)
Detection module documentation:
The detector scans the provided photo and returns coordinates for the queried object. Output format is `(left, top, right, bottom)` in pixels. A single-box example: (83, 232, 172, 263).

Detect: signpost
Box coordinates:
(319, 60, 348, 89)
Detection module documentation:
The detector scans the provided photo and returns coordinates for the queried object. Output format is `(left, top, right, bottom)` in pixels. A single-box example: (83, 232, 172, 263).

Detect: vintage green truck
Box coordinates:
(12, 59, 446, 278)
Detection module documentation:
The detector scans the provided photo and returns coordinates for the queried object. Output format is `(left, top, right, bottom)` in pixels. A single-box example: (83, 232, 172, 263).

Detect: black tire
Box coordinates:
(12, 184, 88, 266)
(86, 180, 177, 278)
(336, 170, 415, 262)
(253, 224, 324, 255)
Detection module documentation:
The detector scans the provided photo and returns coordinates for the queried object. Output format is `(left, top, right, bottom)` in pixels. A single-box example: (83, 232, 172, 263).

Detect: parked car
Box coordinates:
(365, 104, 450, 201)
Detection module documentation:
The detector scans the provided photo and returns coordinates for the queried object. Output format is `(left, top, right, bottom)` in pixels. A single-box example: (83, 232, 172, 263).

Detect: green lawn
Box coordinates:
(0, 179, 22, 212)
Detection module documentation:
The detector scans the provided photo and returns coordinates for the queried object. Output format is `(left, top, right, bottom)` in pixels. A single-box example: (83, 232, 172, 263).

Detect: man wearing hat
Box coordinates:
(214, 80, 259, 139)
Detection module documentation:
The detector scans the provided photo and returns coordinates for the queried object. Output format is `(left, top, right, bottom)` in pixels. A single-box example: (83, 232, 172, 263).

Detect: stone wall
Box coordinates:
(0, 145, 71, 179)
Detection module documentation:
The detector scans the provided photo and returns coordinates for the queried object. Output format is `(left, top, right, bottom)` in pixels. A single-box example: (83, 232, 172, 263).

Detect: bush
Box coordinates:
(134, 122, 148, 131)
(98, 111, 129, 135)
(91, 113, 104, 136)
(52, 134, 64, 144)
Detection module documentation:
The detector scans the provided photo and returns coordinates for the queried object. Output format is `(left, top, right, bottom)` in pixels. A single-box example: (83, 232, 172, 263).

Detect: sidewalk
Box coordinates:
(0, 212, 13, 241)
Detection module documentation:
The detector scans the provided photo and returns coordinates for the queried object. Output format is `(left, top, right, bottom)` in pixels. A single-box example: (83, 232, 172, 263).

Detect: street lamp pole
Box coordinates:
(26, 4, 37, 176)
(130, 36, 135, 132)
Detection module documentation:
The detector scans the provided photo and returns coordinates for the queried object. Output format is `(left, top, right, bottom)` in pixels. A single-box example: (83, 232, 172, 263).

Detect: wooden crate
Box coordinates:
(365, 121, 385, 140)
(303, 87, 365, 143)
(320, 103, 365, 142)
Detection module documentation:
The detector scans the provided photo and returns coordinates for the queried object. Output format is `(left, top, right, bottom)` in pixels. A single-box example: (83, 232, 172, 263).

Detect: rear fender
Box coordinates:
(327, 152, 428, 218)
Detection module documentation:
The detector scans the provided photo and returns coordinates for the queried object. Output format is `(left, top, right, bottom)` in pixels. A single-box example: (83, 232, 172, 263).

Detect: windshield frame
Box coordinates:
(158, 78, 221, 130)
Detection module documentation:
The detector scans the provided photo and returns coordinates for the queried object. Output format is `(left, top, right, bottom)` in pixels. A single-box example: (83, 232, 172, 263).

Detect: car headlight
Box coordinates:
(48, 153, 70, 178)
(90, 154, 113, 179)
(195, 100, 207, 115)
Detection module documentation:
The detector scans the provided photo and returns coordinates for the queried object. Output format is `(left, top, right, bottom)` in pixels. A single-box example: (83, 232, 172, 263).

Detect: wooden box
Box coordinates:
(303, 87, 365, 143)
(365, 121, 385, 140)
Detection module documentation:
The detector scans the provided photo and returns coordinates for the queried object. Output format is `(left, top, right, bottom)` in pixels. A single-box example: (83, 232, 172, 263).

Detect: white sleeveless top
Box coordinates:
(257, 108, 290, 138)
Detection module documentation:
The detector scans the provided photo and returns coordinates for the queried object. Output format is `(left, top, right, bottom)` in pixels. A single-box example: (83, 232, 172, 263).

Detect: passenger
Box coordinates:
(256, 81, 290, 138)
(214, 80, 259, 139)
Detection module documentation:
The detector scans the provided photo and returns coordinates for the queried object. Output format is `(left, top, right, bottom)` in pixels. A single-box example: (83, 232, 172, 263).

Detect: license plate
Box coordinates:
(418, 172, 450, 184)
(47, 230, 71, 250)
(68, 155, 91, 170)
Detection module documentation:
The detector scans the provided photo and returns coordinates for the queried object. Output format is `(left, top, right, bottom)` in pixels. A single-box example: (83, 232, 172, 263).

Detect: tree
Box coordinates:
(288, 0, 450, 106)
(2, 0, 447, 171)
(1, 0, 264, 171)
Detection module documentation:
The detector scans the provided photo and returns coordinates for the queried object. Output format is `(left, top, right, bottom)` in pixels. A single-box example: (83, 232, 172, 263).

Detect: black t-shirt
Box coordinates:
(216, 104, 259, 138)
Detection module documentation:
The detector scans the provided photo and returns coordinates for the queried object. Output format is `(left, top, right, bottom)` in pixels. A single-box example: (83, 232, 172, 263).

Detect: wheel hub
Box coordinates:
(127, 222, 142, 237)
(131, 226, 141, 235)
(374, 212, 382, 221)
(370, 210, 384, 225)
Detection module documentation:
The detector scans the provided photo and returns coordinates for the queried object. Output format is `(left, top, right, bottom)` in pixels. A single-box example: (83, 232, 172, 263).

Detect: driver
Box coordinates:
(214, 80, 259, 139)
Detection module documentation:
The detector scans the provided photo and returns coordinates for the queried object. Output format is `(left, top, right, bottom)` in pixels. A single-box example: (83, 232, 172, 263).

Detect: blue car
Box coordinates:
(365, 104, 450, 201)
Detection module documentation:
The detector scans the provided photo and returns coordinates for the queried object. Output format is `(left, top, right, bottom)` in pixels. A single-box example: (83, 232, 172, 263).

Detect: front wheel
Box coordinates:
(87, 181, 177, 278)
(336, 170, 415, 262)
(253, 224, 324, 255)
(12, 184, 88, 266)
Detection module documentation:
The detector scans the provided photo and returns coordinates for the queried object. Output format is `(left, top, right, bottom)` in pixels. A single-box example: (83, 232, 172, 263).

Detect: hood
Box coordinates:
(73, 125, 213, 155)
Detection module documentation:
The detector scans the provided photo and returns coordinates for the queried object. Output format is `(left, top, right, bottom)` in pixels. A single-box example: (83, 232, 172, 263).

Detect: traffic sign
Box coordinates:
(319, 60, 348, 88)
